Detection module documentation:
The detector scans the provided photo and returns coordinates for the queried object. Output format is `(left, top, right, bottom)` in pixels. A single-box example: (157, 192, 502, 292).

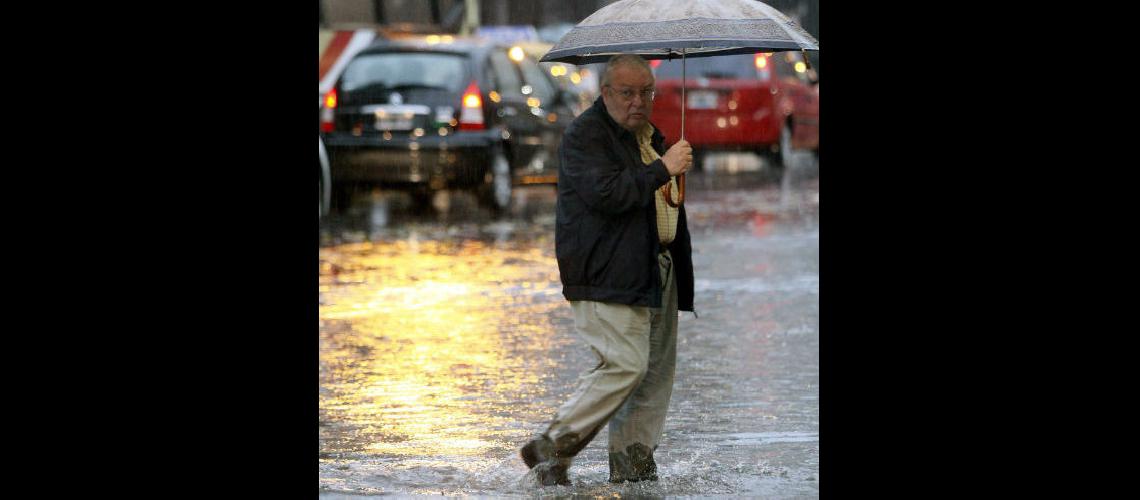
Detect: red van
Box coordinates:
(650, 51, 818, 178)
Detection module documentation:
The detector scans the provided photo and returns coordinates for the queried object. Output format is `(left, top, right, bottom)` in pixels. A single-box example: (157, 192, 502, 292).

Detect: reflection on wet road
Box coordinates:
(320, 159, 819, 497)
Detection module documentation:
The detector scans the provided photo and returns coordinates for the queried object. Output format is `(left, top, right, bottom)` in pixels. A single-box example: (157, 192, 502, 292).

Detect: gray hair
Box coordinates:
(601, 54, 653, 88)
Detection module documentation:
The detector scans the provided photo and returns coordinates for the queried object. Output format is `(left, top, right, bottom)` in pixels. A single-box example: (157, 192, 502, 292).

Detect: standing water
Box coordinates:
(320, 165, 818, 498)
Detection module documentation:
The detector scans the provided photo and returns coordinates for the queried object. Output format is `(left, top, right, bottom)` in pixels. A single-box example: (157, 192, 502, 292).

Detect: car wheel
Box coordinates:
(478, 145, 512, 213)
(404, 187, 433, 214)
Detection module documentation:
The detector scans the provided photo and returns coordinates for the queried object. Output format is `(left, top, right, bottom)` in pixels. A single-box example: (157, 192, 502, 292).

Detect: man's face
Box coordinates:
(603, 64, 655, 131)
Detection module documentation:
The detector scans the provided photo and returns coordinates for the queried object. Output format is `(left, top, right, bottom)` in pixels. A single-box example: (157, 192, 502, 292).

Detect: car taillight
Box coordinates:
(320, 88, 337, 133)
(754, 54, 771, 81)
(459, 80, 484, 131)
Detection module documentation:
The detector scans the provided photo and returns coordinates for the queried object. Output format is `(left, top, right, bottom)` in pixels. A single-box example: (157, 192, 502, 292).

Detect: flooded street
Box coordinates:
(319, 154, 819, 498)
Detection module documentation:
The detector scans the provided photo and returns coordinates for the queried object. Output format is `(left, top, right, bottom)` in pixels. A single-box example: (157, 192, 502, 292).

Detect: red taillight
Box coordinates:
(649, 60, 661, 68)
(459, 80, 484, 131)
(320, 88, 337, 133)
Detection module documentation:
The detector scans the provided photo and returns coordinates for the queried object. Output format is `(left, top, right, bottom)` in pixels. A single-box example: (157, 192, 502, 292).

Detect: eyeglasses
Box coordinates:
(607, 86, 656, 102)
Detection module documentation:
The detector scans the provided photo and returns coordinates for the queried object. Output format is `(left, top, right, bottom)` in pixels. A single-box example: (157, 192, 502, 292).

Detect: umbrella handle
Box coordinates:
(664, 174, 685, 207)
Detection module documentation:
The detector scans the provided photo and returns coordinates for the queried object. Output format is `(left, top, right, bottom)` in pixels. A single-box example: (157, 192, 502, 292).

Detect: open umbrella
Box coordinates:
(540, 0, 819, 206)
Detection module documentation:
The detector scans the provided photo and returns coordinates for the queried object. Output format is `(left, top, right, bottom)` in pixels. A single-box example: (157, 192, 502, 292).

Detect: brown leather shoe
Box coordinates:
(532, 460, 571, 486)
(520, 434, 554, 469)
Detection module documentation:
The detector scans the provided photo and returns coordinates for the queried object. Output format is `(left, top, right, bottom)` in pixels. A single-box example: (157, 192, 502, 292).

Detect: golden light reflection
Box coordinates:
(319, 239, 566, 459)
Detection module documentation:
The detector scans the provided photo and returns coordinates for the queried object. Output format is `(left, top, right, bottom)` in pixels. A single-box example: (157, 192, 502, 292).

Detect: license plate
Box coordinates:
(687, 91, 718, 109)
(375, 117, 414, 130)
(362, 104, 430, 131)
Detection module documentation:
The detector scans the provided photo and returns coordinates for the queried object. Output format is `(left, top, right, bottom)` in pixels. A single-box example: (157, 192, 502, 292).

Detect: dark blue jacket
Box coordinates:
(555, 97, 694, 312)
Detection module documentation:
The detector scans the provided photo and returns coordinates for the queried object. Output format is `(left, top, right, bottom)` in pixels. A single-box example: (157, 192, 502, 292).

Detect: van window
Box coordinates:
(774, 51, 811, 83)
(489, 50, 523, 96)
(653, 53, 757, 80)
(518, 57, 556, 103)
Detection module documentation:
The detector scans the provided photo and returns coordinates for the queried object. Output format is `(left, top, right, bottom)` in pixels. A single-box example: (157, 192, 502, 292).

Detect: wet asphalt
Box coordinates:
(319, 153, 819, 498)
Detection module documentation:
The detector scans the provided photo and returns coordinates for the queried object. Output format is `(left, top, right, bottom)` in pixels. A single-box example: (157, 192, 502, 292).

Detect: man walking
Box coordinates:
(521, 54, 696, 486)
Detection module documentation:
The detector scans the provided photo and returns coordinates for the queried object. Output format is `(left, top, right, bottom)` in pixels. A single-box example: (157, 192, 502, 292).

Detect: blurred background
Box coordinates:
(319, 1, 820, 497)
(319, 0, 818, 220)
(320, 0, 818, 104)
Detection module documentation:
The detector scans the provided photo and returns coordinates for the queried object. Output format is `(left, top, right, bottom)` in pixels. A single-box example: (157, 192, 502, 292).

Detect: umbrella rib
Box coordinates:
(546, 43, 803, 61)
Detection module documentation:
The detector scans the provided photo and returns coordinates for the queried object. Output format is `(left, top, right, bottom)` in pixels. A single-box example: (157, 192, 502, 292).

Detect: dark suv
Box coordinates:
(320, 36, 578, 213)
(650, 51, 819, 178)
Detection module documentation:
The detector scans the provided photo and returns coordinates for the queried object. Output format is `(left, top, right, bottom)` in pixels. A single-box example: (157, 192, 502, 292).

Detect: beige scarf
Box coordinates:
(635, 125, 678, 244)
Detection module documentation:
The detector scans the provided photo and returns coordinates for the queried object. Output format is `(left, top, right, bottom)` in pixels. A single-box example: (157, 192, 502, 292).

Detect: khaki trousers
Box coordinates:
(545, 250, 678, 460)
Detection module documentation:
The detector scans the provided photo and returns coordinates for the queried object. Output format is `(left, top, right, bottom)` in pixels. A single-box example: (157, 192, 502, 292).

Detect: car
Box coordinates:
(649, 50, 819, 179)
(514, 41, 601, 117)
(319, 35, 579, 213)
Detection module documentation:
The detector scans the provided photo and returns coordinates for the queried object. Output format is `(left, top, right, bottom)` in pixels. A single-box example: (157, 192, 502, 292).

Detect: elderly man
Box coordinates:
(521, 54, 695, 486)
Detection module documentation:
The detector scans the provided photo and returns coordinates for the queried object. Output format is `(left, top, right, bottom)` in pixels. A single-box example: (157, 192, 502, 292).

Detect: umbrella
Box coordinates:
(540, 0, 819, 206)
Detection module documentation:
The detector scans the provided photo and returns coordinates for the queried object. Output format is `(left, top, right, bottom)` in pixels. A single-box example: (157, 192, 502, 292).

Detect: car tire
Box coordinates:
(330, 182, 355, 214)
(406, 189, 433, 214)
(477, 145, 512, 214)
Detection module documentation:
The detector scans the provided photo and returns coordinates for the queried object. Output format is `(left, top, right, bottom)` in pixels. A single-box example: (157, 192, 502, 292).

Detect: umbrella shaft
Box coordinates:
(681, 49, 685, 140)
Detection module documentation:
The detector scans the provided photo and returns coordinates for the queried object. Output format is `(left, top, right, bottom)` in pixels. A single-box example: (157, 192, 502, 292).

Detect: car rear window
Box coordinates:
(341, 52, 468, 93)
(653, 53, 757, 80)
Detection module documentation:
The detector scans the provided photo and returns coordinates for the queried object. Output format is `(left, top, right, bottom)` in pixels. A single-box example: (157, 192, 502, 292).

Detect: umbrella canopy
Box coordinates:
(541, 0, 819, 207)
(540, 0, 818, 65)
